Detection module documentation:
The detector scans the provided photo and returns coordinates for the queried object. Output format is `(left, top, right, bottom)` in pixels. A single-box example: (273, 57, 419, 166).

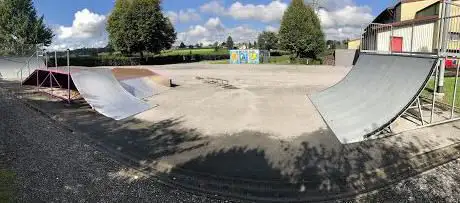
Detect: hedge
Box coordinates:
(49, 54, 230, 67)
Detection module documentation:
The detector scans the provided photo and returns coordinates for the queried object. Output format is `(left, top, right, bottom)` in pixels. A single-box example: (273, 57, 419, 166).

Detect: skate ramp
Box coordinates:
(71, 68, 153, 120)
(0, 57, 44, 80)
(309, 54, 437, 144)
(119, 77, 159, 99)
(335, 49, 359, 67)
(112, 67, 172, 87)
(112, 67, 171, 99)
(22, 67, 153, 120)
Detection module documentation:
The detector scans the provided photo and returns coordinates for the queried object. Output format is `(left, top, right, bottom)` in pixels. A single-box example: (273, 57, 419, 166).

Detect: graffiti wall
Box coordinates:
(229, 50, 261, 64)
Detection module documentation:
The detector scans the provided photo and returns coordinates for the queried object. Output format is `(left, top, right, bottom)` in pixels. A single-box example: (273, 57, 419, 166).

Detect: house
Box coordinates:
(351, 0, 460, 54)
(347, 38, 361, 49)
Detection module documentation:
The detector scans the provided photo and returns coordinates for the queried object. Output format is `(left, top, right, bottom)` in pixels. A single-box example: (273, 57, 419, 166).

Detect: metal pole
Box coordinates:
(439, 0, 452, 93)
(55, 51, 58, 70)
(410, 22, 414, 53)
(451, 59, 460, 118)
(417, 97, 425, 125)
(67, 49, 70, 103)
(431, 63, 440, 123)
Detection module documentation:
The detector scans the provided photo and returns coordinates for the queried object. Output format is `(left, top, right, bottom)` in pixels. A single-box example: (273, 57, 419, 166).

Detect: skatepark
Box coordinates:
(2, 0, 460, 201)
(1, 53, 460, 201)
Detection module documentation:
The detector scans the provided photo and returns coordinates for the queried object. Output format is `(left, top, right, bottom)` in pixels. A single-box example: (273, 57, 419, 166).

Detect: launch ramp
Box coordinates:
(22, 67, 153, 120)
(309, 54, 437, 144)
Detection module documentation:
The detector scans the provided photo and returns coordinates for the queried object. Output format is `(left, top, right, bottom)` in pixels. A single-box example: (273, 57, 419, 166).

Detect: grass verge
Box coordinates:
(423, 77, 460, 108)
(0, 169, 16, 202)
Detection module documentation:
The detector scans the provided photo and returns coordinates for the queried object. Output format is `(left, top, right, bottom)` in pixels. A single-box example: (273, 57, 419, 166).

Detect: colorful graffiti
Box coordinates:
(229, 50, 260, 64)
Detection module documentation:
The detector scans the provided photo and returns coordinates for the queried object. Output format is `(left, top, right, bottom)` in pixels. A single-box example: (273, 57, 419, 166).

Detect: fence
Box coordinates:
(359, 0, 460, 133)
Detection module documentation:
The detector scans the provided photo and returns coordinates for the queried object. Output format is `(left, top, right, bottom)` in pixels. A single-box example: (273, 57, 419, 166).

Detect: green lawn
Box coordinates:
(160, 48, 228, 56)
(0, 170, 15, 202)
(424, 77, 460, 108)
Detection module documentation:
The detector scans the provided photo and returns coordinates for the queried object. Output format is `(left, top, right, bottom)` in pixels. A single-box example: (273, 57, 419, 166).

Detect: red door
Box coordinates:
(391, 37, 403, 52)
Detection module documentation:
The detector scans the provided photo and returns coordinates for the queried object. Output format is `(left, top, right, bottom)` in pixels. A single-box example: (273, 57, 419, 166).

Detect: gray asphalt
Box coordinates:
(0, 88, 229, 203)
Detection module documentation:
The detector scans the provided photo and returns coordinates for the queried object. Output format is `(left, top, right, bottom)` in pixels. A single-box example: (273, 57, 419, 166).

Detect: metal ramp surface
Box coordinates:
(309, 54, 437, 144)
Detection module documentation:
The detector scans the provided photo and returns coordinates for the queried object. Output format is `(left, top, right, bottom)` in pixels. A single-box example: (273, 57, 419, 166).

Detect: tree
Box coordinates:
(0, 0, 53, 54)
(248, 42, 252, 49)
(257, 31, 278, 51)
(226, 36, 234, 50)
(221, 42, 226, 47)
(213, 41, 219, 51)
(253, 41, 257, 49)
(188, 45, 194, 49)
(107, 0, 176, 58)
(279, 0, 325, 59)
(179, 42, 186, 48)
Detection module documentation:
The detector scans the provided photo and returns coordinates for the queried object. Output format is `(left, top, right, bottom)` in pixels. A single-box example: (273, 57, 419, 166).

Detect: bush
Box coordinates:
(270, 50, 290, 56)
(289, 57, 322, 65)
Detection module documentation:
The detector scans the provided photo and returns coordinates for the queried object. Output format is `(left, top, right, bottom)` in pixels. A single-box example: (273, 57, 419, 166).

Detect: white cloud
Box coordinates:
(198, 0, 373, 41)
(228, 1, 288, 22)
(200, 1, 225, 14)
(265, 25, 279, 32)
(177, 19, 258, 46)
(205, 17, 224, 30)
(200, 1, 288, 23)
(50, 9, 108, 51)
(166, 9, 200, 24)
(56, 9, 106, 39)
(318, 5, 373, 40)
(318, 6, 373, 28)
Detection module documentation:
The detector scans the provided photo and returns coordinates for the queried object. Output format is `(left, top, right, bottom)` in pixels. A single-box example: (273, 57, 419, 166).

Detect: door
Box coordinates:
(391, 37, 403, 52)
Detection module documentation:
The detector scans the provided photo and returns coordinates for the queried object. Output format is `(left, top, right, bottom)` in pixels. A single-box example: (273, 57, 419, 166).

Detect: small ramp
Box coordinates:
(112, 68, 172, 99)
(22, 68, 153, 120)
(309, 54, 437, 144)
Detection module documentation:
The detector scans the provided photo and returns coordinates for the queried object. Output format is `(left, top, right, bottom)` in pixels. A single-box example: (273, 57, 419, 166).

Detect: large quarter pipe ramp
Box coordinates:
(309, 54, 437, 144)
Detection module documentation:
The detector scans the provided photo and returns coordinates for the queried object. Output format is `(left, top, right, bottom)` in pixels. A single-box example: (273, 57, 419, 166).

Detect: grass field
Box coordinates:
(0, 170, 15, 202)
(424, 77, 460, 108)
(160, 48, 228, 56)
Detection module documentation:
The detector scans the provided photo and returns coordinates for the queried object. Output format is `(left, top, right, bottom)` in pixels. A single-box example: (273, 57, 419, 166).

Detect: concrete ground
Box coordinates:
(2, 63, 460, 201)
(137, 64, 350, 139)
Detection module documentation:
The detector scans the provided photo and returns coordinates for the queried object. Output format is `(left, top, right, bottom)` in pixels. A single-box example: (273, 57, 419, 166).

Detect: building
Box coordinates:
(352, 0, 460, 54)
(347, 38, 361, 49)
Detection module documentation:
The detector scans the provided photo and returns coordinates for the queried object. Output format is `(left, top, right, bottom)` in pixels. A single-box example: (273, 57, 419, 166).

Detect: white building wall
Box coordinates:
(376, 22, 435, 53)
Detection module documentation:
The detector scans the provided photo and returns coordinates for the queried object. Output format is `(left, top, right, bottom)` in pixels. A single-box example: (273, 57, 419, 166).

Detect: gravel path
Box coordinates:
(0, 88, 227, 203)
(355, 158, 460, 202)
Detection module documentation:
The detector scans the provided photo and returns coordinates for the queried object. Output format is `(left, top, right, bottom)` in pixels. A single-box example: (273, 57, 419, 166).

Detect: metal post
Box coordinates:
(410, 22, 415, 53)
(390, 26, 393, 54)
(67, 49, 70, 103)
(417, 97, 425, 125)
(431, 62, 440, 123)
(44, 50, 48, 70)
(55, 51, 58, 70)
(439, 0, 452, 93)
(451, 59, 460, 118)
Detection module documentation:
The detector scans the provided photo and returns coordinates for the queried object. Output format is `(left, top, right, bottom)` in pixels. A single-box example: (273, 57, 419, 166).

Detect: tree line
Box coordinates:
(1, 0, 327, 61)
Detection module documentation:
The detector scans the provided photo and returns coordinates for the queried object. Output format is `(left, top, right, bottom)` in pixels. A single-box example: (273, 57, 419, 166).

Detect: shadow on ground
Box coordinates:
(3, 80, 460, 201)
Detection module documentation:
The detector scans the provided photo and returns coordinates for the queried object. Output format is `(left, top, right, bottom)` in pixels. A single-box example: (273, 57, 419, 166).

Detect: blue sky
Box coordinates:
(31, 0, 395, 50)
